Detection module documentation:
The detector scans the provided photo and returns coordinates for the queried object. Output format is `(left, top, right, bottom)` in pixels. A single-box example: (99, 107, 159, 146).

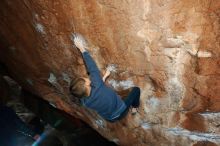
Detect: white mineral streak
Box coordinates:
(167, 127, 220, 143)
(108, 79, 135, 90)
(95, 119, 105, 128)
(165, 38, 187, 109)
(200, 112, 220, 118)
(145, 97, 160, 113)
(164, 32, 199, 110)
(48, 73, 57, 84)
(141, 122, 152, 130)
(197, 51, 212, 58)
(106, 64, 117, 73)
(62, 72, 71, 85)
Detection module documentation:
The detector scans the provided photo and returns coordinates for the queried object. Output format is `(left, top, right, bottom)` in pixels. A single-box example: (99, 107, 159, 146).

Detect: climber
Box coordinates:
(69, 33, 141, 122)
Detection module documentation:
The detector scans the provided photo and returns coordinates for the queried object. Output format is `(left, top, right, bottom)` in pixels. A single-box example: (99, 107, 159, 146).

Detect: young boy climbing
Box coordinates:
(70, 33, 141, 122)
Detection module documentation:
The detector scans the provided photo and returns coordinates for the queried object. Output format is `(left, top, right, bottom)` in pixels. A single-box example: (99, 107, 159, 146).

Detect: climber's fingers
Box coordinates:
(73, 33, 88, 50)
(74, 37, 84, 49)
(105, 69, 111, 77)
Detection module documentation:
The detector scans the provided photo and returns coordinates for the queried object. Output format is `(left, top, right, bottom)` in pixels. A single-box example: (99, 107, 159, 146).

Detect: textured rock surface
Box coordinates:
(0, 0, 219, 145)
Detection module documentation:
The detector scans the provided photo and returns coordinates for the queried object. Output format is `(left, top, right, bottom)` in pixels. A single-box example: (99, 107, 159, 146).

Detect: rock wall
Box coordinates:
(0, 0, 219, 145)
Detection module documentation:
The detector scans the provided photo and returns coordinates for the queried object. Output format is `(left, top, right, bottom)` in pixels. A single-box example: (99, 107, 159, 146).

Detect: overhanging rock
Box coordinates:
(0, 0, 219, 145)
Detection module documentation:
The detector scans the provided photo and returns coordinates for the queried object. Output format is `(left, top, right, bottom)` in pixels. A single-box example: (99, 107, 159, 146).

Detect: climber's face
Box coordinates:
(83, 77, 91, 96)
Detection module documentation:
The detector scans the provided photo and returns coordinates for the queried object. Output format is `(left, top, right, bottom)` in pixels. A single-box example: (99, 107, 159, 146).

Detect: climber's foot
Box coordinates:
(132, 100, 140, 108)
(130, 87, 141, 108)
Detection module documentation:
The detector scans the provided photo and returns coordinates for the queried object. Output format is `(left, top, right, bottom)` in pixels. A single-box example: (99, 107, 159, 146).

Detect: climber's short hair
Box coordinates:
(69, 77, 87, 99)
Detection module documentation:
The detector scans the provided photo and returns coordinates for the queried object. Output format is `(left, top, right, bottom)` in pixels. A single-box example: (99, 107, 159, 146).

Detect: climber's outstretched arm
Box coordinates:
(73, 34, 103, 86)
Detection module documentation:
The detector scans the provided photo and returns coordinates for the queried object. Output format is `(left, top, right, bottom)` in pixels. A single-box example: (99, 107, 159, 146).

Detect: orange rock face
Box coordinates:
(0, 0, 219, 145)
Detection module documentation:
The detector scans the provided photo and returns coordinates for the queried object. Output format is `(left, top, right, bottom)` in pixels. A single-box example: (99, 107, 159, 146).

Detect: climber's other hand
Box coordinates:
(105, 69, 111, 77)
